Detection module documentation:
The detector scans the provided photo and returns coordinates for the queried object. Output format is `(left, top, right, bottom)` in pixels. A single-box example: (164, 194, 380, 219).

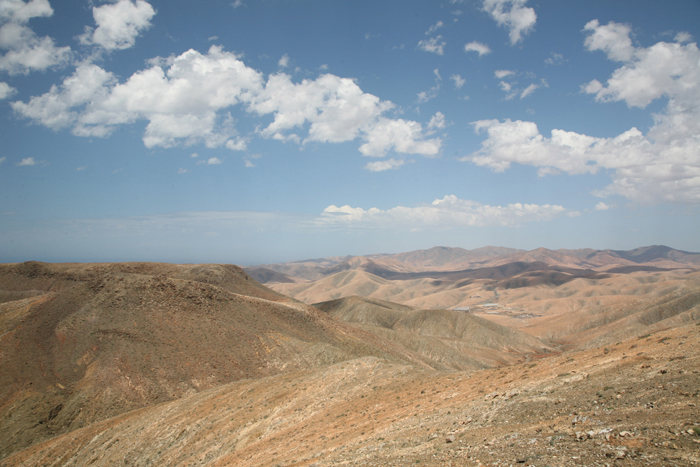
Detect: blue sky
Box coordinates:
(1, 0, 699, 265)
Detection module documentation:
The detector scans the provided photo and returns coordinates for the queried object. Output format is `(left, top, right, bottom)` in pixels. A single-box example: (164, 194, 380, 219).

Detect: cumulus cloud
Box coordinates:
(359, 118, 441, 158)
(206, 157, 222, 165)
(365, 158, 404, 172)
(277, 54, 289, 68)
(418, 35, 446, 55)
(12, 44, 441, 161)
(13, 46, 263, 147)
(0, 81, 16, 98)
(583, 19, 633, 62)
(464, 41, 490, 56)
(450, 74, 465, 89)
(79, 0, 156, 51)
(250, 72, 390, 143)
(594, 201, 614, 211)
(481, 0, 536, 45)
(320, 195, 575, 228)
(0, 0, 71, 74)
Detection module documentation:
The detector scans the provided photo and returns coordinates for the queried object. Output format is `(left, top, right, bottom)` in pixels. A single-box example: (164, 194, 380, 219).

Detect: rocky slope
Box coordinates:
(315, 295, 553, 369)
(0, 262, 429, 459)
(4, 321, 699, 466)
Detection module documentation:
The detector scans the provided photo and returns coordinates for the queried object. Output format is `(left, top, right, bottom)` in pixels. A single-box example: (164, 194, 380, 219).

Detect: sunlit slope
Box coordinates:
(0, 262, 428, 459)
(6, 322, 699, 467)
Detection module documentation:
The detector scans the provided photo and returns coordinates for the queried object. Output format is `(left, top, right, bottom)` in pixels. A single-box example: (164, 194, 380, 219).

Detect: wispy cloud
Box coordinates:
(426, 21, 444, 35)
(450, 74, 465, 89)
(365, 158, 404, 172)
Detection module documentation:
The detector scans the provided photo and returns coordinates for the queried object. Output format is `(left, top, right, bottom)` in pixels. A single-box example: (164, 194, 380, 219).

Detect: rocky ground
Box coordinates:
(4, 321, 699, 466)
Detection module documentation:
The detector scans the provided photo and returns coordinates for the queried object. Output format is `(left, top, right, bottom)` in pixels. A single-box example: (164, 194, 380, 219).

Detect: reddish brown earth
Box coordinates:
(1, 253, 699, 466)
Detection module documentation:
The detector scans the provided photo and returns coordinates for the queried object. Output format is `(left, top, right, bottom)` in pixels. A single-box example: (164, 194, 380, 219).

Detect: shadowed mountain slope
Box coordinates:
(0, 262, 430, 459)
(314, 296, 554, 369)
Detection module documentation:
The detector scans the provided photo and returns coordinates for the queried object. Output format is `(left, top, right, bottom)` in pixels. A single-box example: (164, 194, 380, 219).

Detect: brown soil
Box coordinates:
(3, 323, 699, 466)
(1, 259, 699, 466)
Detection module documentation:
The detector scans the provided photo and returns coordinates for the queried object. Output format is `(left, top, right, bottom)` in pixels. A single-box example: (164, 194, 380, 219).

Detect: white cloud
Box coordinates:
(0, 156, 5, 164)
(0, 81, 15, 98)
(494, 69, 514, 79)
(13, 46, 263, 147)
(450, 74, 465, 89)
(426, 21, 443, 35)
(464, 41, 490, 56)
(364, 158, 404, 172)
(80, 0, 156, 51)
(231, 0, 243, 8)
(418, 35, 445, 55)
(583, 19, 634, 62)
(544, 52, 565, 65)
(481, 0, 536, 45)
(206, 157, 222, 165)
(359, 118, 441, 158)
(190, 152, 199, 158)
(278, 53, 289, 68)
(0, 1, 71, 75)
(0, 0, 52, 22)
(520, 83, 538, 99)
(417, 68, 441, 104)
(427, 111, 445, 130)
(13, 44, 441, 162)
(17, 156, 36, 165)
(320, 195, 574, 228)
(225, 136, 247, 151)
(250, 72, 391, 143)
(595, 201, 614, 211)
(674, 31, 692, 44)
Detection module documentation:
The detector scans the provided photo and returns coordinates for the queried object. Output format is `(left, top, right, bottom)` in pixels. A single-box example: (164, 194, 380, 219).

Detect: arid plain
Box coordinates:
(1, 245, 699, 466)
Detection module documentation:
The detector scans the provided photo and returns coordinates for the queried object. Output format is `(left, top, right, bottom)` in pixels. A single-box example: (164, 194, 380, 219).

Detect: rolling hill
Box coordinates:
(0, 261, 431, 459)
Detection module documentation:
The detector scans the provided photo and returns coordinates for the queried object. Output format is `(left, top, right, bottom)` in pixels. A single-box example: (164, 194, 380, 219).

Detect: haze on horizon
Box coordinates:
(1, 0, 699, 265)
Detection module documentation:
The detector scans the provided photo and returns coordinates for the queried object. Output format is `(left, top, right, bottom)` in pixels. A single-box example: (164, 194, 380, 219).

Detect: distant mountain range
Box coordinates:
(246, 245, 700, 284)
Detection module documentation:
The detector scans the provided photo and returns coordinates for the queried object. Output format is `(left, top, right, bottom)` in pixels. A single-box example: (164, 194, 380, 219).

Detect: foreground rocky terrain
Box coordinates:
(1, 252, 699, 466)
(3, 322, 699, 466)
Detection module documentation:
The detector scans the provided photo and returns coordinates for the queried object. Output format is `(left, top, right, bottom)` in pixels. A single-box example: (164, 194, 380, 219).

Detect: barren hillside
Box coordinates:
(0, 262, 430, 459)
(315, 296, 553, 369)
(4, 322, 699, 466)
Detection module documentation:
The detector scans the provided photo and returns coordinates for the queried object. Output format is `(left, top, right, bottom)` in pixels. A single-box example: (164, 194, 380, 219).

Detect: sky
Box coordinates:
(0, 0, 699, 265)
